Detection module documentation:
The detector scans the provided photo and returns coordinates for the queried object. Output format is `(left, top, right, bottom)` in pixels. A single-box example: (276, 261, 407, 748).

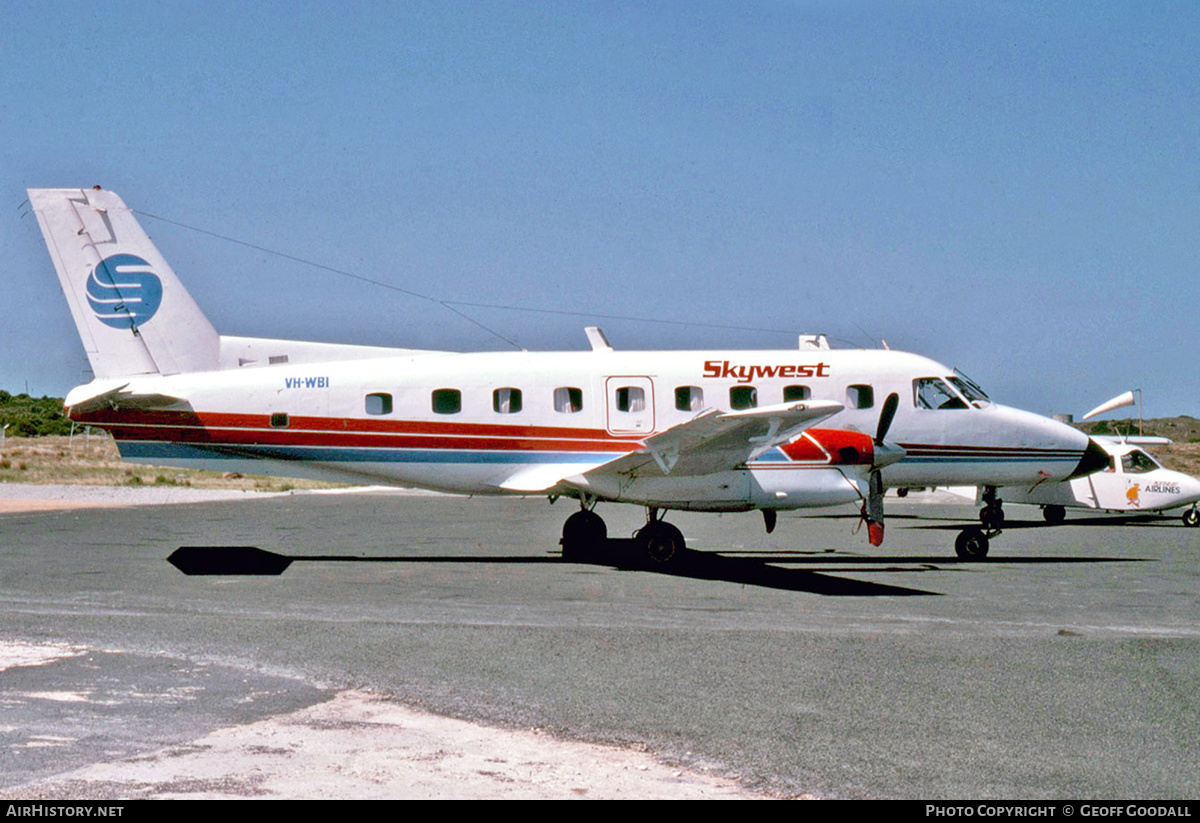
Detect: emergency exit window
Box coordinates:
(616, 386, 645, 413)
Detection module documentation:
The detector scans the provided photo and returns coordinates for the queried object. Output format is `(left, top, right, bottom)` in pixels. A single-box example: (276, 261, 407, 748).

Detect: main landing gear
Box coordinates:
(560, 504, 686, 564)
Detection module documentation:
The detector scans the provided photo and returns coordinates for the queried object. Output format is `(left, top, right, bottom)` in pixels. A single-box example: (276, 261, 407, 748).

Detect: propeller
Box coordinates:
(863, 393, 902, 546)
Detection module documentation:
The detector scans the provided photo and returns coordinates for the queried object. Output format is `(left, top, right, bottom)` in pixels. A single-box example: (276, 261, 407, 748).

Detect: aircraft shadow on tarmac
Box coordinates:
(168, 539, 1147, 598)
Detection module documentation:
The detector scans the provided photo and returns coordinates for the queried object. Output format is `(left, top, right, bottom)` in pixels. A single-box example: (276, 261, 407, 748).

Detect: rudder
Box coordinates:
(28, 187, 219, 378)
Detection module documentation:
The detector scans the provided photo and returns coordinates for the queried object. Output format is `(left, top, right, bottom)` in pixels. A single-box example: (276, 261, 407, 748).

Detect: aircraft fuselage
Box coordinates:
(66, 346, 1092, 511)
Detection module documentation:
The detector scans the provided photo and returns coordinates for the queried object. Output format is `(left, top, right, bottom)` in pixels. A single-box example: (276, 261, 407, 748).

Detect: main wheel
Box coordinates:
(1043, 505, 1066, 525)
(980, 504, 1004, 531)
(1184, 508, 1200, 528)
(561, 510, 607, 559)
(636, 520, 685, 564)
(955, 527, 990, 559)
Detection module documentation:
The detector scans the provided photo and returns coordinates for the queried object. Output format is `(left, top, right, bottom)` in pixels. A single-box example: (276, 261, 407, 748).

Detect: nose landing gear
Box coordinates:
(957, 486, 1005, 558)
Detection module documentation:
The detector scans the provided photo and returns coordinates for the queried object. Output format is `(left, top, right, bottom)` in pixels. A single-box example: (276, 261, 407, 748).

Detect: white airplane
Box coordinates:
(996, 392, 1200, 527)
(27, 187, 1106, 561)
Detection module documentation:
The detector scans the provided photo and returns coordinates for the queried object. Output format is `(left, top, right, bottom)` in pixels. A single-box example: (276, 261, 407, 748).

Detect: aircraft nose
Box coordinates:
(1182, 474, 1200, 504)
(1067, 437, 1109, 479)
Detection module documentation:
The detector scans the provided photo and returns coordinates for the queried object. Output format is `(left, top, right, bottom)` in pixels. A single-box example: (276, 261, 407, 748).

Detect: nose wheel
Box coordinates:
(955, 526, 991, 559)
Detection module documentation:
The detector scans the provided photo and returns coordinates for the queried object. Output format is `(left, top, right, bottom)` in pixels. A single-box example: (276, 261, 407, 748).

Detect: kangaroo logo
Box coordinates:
(86, 254, 163, 329)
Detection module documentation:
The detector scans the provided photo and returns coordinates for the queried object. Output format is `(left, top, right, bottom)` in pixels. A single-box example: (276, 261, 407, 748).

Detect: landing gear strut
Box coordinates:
(979, 486, 1005, 531)
(1184, 506, 1200, 528)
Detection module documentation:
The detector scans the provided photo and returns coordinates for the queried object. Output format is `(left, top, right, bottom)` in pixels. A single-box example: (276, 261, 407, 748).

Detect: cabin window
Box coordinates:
(783, 385, 811, 402)
(431, 389, 461, 415)
(729, 386, 757, 410)
(615, 386, 645, 413)
(913, 378, 966, 410)
(270, 412, 289, 428)
(847, 385, 874, 410)
(365, 393, 393, 415)
(554, 387, 583, 414)
(493, 387, 522, 414)
(675, 386, 704, 411)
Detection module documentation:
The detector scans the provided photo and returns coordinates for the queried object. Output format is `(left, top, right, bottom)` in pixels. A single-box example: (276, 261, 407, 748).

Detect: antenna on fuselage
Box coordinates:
(585, 326, 613, 352)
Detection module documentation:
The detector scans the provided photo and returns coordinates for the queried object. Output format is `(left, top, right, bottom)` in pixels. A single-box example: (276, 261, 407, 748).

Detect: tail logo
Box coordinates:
(86, 254, 164, 329)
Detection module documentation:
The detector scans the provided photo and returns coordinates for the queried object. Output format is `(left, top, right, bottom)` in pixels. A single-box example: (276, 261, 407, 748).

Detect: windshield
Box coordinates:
(914, 377, 968, 410)
(949, 372, 991, 408)
(1121, 450, 1160, 474)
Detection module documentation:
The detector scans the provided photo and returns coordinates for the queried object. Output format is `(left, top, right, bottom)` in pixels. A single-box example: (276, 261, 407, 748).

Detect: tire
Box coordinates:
(1043, 505, 1066, 525)
(1184, 508, 1200, 528)
(955, 527, 990, 559)
(637, 521, 685, 564)
(561, 510, 606, 559)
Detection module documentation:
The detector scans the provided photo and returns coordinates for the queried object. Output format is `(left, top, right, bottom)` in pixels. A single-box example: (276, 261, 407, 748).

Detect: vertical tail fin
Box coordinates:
(28, 188, 219, 378)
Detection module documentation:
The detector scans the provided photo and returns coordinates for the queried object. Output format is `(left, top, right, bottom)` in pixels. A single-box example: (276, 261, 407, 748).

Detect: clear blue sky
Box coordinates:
(3, 1, 1198, 418)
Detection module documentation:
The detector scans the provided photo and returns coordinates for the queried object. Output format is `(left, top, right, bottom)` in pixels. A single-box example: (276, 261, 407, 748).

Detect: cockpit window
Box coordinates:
(1121, 450, 1160, 474)
(914, 378, 968, 410)
(949, 373, 990, 408)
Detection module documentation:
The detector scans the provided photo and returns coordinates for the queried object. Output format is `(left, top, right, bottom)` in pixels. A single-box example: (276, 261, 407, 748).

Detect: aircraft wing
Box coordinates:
(583, 399, 844, 479)
(493, 400, 843, 493)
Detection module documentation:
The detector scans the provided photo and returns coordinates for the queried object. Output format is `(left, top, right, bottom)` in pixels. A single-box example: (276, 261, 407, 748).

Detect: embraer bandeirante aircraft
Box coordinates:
(27, 187, 1105, 560)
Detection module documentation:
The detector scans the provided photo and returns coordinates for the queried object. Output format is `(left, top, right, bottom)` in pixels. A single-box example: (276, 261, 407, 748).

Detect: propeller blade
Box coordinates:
(865, 470, 885, 546)
(875, 392, 900, 446)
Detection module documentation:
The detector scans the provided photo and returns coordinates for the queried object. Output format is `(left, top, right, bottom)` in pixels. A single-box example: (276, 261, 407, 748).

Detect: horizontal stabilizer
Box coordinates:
(65, 382, 189, 415)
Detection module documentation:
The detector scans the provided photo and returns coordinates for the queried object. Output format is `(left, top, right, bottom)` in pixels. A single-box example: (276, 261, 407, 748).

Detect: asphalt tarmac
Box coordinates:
(1, 489, 1197, 799)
